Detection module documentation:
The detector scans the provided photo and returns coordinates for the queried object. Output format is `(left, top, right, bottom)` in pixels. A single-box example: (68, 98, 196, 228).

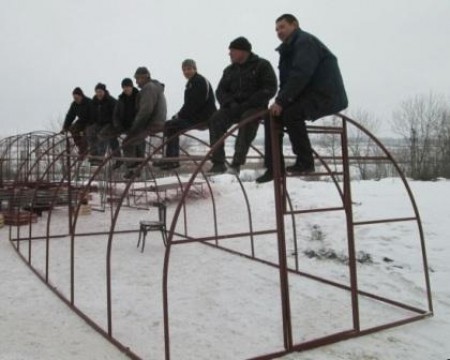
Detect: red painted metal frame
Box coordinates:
(0, 111, 433, 359)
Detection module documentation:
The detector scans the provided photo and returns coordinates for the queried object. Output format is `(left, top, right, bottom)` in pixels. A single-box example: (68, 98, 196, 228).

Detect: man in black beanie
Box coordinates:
(207, 36, 277, 174)
(61, 87, 94, 158)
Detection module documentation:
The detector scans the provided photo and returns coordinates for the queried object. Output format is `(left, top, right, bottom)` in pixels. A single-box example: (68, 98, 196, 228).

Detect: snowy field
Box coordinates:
(0, 175, 449, 360)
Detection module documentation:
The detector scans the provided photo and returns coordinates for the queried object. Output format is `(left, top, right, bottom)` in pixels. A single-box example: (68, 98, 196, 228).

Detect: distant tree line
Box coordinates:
(316, 92, 450, 181)
(392, 92, 450, 180)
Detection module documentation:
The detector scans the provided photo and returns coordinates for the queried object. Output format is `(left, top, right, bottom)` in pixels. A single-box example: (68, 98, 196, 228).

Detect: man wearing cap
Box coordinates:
(122, 67, 167, 179)
(62, 87, 94, 158)
(208, 36, 277, 174)
(256, 14, 348, 183)
(91, 82, 119, 164)
(154, 59, 216, 170)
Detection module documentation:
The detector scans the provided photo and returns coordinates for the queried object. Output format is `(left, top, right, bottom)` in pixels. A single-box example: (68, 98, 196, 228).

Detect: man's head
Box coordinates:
(94, 83, 107, 100)
(72, 87, 84, 104)
(121, 78, 134, 96)
(134, 66, 151, 89)
(228, 37, 252, 64)
(181, 59, 197, 80)
(275, 14, 299, 42)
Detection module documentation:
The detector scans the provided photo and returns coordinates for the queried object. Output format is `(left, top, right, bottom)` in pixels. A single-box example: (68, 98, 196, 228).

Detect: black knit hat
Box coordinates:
(134, 66, 150, 77)
(229, 37, 252, 52)
(72, 87, 84, 96)
(95, 83, 106, 91)
(121, 78, 133, 88)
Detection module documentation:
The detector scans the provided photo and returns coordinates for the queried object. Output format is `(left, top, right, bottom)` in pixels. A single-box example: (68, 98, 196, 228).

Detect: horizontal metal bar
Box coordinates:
(353, 217, 417, 226)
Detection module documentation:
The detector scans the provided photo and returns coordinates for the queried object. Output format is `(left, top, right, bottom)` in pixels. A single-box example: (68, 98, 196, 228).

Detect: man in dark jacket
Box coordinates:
(61, 87, 93, 157)
(208, 37, 277, 174)
(256, 13, 348, 183)
(91, 83, 119, 163)
(109, 78, 141, 170)
(155, 59, 216, 170)
(122, 66, 167, 179)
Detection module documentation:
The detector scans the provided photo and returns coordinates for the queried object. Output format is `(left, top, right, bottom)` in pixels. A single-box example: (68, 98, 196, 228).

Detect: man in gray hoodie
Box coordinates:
(122, 66, 167, 179)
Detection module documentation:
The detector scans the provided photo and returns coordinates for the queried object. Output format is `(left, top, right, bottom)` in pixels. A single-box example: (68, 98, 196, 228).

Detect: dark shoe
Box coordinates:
(227, 164, 240, 175)
(160, 162, 180, 170)
(89, 159, 102, 166)
(286, 163, 315, 174)
(256, 170, 273, 183)
(207, 163, 227, 174)
(152, 159, 165, 167)
(112, 161, 123, 170)
(122, 169, 141, 180)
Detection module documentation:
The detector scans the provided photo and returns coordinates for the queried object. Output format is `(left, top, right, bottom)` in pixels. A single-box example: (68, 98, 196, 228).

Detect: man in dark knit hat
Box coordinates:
(154, 58, 216, 170)
(207, 36, 277, 174)
(61, 87, 94, 158)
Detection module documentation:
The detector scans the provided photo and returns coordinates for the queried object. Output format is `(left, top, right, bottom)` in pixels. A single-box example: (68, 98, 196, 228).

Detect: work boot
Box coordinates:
(255, 170, 273, 183)
(160, 162, 180, 170)
(207, 163, 227, 174)
(122, 169, 141, 180)
(286, 162, 315, 174)
(227, 164, 240, 175)
(112, 161, 123, 170)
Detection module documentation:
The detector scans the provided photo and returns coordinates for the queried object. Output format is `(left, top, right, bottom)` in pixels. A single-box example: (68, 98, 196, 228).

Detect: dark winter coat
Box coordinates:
(216, 53, 277, 113)
(178, 73, 216, 123)
(113, 87, 139, 131)
(91, 91, 117, 126)
(128, 79, 167, 135)
(276, 28, 348, 120)
(63, 96, 93, 130)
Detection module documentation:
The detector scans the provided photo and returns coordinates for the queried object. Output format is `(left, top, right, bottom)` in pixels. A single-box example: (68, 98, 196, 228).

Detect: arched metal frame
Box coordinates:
(0, 112, 433, 360)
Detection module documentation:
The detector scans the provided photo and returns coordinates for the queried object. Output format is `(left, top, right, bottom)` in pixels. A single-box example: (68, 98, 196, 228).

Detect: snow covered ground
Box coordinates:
(1, 175, 449, 360)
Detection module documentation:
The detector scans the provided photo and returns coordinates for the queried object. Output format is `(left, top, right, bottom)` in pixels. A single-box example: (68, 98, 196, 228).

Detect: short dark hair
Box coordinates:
(276, 14, 299, 26)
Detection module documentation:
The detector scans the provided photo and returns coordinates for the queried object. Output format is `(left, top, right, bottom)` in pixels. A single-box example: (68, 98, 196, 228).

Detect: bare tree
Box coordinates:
(347, 109, 381, 179)
(392, 92, 450, 179)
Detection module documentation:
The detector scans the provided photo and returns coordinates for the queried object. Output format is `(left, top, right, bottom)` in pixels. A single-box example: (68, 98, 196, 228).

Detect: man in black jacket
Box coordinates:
(110, 78, 141, 170)
(256, 14, 348, 183)
(208, 37, 277, 174)
(155, 59, 216, 170)
(61, 87, 93, 157)
(91, 83, 119, 163)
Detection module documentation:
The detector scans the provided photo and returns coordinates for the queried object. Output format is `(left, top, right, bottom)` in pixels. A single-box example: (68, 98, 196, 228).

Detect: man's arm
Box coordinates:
(62, 102, 76, 131)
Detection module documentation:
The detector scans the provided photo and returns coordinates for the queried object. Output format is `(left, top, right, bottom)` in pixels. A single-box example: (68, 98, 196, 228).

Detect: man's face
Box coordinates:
(276, 19, 297, 42)
(134, 75, 149, 89)
(182, 66, 196, 80)
(229, 48, 248, 64)
(95, 89, 105, 100)
(122, 86, 133, 96)
(73, 94, 83, 104)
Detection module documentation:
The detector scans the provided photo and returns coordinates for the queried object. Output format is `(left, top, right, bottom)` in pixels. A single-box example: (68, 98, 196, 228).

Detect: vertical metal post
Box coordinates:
(341, 118, 360, 332)
(66, 136, 75, 304)
(270, 117, 293, 350)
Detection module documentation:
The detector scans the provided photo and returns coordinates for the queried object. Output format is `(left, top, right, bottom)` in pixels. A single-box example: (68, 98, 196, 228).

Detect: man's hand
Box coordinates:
(270, 103, 283, 117)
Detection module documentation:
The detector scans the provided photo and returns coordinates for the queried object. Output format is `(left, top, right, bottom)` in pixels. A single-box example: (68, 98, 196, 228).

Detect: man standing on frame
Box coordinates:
(256, 14, 348, 183)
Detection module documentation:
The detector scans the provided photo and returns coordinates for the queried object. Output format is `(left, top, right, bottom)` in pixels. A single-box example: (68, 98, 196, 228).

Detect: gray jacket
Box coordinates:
(130, 79, 167, 135)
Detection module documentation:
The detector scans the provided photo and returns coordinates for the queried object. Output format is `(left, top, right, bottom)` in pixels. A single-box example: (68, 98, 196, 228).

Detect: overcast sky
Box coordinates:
(1, 0, 449, 136)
